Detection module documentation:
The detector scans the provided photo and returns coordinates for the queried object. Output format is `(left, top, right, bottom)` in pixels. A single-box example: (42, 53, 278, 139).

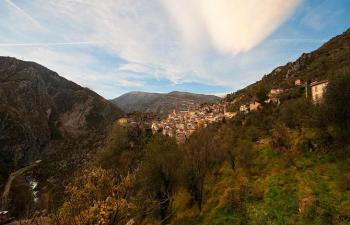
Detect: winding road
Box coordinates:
(1, 160, 42, 210)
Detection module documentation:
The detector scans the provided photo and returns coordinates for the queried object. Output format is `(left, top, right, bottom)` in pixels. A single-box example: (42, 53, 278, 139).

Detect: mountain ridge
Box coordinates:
(225, 27, 350, 104)
(111, 90, 221, 117)
(0, 56, 123, 184)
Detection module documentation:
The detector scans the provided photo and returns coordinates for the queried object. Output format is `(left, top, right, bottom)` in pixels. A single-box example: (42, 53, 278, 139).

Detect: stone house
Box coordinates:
(249, 101, 261, 111)
(117, 117, 128, 126)
(224, 112, 236, 119)
(267, 88, 284, 104)
(240, 105, 249, 113)
(310, 80, 328, 103)
(269, 88, 284, 95)
(295, 79, 302, 86)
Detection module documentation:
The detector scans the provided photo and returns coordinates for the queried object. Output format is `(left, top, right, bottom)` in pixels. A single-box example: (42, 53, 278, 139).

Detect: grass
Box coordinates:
(172, 143, 350, 225)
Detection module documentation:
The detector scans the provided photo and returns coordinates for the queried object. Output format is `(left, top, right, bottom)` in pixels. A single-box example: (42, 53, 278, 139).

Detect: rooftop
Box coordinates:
(310, 80, 328, 87)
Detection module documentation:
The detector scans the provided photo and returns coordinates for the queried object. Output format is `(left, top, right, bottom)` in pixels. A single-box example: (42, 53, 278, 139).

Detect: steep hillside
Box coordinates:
(226, 27, 350, 104)
(111, 91, 221, 117)
(0, 57, 123, 183)
(4, 27, 350, 225)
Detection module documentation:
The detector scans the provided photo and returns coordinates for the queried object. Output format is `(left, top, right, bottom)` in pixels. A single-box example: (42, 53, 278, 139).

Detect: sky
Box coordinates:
(0, 0, 349, 98)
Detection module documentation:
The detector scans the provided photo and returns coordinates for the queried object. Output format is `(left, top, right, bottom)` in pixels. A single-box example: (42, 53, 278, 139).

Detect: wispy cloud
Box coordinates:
(5, 0, 344, 98)
(4, 0, 44, 30)
(0, 41, 104, 47)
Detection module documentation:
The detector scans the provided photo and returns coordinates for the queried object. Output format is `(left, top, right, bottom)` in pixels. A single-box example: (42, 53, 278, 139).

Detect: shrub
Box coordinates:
(53, 167, 135, 225)
(271, 124, 291, 151)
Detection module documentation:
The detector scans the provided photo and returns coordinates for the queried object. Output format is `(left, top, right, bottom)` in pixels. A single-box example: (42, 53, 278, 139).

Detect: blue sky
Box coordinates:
(0, 0, 349, 98)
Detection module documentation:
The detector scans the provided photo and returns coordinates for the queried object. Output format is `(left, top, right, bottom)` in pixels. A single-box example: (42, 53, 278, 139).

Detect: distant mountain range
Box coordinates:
(111, 91, 221, 117)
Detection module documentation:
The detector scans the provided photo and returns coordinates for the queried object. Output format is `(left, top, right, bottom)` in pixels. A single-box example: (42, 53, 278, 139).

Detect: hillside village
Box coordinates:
(115, 26, 349, 144)
(161, 78, 328, 143)
(151, 103, 236, 143)
(118, 78, 329, 144)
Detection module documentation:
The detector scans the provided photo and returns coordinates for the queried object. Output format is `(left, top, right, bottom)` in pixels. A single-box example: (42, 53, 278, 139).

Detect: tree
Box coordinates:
(271, 124, 291, 151)
(256, 83, 269, 103)
(53, 167, 135, 225)
(8, 177, 34, 218)
(96, 124, 130, 169)
(137, 134, 182, 224)
(182, 127, 226, 211)
(322, 69, 350, 143)
(279, 98, 315, 129)
(96, 124, 147, 174)
(234, 139, 254, 171)
(218, 125, 238, 169)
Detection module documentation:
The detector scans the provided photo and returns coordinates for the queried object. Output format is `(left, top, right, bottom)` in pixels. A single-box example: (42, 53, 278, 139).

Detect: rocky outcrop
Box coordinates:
(285, 53, 312, 78)
(0, 57, 123, 175)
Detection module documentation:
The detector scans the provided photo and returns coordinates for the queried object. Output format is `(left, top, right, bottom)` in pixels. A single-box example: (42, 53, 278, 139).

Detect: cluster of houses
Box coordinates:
(118, 78, 329, 144)
(151, 103, 236, 143)
(239, 79, 329, 113)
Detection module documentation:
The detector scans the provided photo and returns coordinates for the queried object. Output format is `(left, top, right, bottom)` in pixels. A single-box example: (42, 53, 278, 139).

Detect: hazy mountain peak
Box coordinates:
(111, 91, 221, 117)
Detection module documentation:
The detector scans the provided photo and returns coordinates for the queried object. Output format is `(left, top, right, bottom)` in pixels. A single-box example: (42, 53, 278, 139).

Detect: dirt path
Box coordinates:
(1, 160, 42, 210)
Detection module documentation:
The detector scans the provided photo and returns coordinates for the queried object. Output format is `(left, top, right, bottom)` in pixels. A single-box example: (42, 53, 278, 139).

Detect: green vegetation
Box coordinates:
(47, 70, 350, 224)
(7, 29, 349, 224)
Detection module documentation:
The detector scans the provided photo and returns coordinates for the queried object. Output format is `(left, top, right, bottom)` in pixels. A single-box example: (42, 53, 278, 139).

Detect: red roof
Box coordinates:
(310, 80, 328, 87)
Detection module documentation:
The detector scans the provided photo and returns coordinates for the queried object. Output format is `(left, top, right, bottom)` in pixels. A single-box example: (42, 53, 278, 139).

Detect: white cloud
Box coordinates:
(0, 0, 302, 97)
(163, 0, 301, 54)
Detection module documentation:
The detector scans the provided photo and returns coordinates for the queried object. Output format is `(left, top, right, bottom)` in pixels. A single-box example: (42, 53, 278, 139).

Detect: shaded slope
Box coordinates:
(0, 56, 123, 178)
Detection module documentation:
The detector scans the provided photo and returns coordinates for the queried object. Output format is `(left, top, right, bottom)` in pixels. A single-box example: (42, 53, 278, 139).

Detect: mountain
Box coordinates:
(3, 27, 350, 225)
(225, 28, 350, 104)
(111, 91, 221, 117)
(0, 57, 123, 183)
(50, 27, 350, 225)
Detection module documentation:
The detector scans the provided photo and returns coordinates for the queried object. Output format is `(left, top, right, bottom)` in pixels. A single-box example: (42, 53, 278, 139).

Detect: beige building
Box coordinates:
(295, 79, 302, 86)
(270, 88, 284, 95)
(224, 112, 236, 119)
(240, 105, 249, 113)
(310, 80, 328, 103)
(117, 118, 128, 126)
(249, 101, 261, 111)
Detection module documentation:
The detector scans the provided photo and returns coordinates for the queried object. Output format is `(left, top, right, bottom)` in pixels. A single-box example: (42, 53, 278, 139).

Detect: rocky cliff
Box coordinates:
(0, 57, 123, 181)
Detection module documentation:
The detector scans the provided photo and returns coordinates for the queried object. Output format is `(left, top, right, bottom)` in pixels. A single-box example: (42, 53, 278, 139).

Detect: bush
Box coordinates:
(271, 124, 291, 151)
(234, 139, 255, 171)
(53, 167, 135, 225)
(279, 98, 315, 129)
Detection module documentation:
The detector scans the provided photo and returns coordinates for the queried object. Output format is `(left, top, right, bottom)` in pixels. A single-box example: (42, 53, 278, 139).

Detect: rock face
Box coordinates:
(0, 57, 123, 174)
(111, 91, 221, 117)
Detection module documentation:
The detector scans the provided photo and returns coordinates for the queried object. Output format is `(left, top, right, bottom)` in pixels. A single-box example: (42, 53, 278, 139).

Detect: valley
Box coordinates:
(0, 26, 350, 225)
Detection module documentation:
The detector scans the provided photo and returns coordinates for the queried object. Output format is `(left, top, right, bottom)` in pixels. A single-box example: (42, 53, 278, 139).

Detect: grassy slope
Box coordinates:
(170, 28, 350, 225)
(172, 140, 350, 225)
